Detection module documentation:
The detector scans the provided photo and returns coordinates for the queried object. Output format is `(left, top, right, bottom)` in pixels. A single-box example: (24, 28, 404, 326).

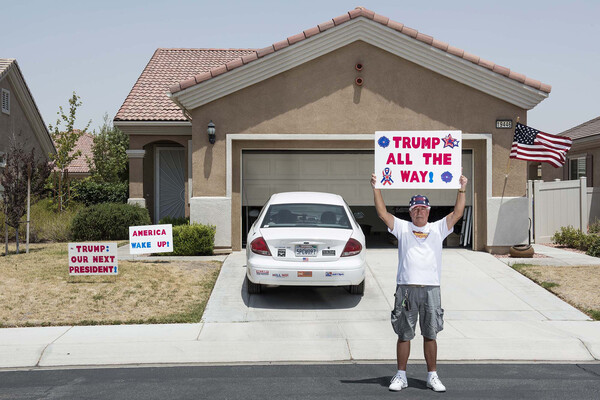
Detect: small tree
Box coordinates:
(87, 114, 129, 183)
(1, 141, 52, 254)
(48, 92, 90, 211)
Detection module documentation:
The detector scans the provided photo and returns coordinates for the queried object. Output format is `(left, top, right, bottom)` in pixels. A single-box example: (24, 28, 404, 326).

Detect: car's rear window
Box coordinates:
(261, 203, 352, 229)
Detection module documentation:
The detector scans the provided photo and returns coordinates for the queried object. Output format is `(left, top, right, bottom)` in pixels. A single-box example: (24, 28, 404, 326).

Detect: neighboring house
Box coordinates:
(115, 7, 551, 253)
(530, 116, 599, 187)
(52, 131, 94, 179)
(0, 58, 56, 195)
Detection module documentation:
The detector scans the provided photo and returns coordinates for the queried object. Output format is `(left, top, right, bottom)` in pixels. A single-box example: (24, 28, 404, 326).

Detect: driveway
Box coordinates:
(201, 248, 599, 362)
(2, 248, 599, 368)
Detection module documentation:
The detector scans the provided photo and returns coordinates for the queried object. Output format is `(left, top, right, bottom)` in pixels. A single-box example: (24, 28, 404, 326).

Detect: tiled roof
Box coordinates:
(169, 7, 552, 96)
(53, 131, 94, 174)
(560, 116, 600, 140)
(115, 49, 255, 121)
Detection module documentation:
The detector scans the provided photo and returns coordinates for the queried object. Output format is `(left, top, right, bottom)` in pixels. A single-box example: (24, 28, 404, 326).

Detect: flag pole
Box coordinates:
(501, 116, 520, 199)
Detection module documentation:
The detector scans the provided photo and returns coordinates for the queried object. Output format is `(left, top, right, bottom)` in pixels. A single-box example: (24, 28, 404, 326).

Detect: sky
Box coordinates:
(3, 0, 599, 134)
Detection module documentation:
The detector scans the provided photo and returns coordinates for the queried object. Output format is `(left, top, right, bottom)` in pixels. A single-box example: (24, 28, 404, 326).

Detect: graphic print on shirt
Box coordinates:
(412, 230, 429, 240)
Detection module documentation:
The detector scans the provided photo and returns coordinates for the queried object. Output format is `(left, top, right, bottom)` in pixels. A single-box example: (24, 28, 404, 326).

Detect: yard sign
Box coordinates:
(374, 131, 462, 189)
(68, 243, 118, 275)
(129, 224, 174, 255)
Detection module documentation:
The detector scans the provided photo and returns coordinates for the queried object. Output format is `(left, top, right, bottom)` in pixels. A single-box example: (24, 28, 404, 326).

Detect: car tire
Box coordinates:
(246, 276, 262, 294)
(349, 279, 365, 295)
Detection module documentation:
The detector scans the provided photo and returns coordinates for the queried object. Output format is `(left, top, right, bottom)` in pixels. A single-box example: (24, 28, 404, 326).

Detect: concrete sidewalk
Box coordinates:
(1, 248, 599, 369)
(500, 244, 600, 266)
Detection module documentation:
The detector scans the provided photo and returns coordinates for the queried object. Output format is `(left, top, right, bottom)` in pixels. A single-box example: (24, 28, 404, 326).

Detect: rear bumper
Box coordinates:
(246, 255, 366, 286)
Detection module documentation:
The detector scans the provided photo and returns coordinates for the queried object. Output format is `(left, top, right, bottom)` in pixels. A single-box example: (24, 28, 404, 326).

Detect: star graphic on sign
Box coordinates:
(442, 134, 459, 149)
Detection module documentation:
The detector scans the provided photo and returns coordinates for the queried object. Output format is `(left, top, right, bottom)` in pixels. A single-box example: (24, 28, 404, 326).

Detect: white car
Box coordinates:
(245, 192, 366, 295)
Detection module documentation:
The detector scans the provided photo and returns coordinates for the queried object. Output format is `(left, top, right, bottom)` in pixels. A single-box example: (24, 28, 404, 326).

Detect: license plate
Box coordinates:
(295, 245, 317, 257)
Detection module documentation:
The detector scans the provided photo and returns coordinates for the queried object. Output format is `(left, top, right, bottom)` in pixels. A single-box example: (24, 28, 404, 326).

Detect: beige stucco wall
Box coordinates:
(187, 40, 528, 250)
(0, 78, 48, 160)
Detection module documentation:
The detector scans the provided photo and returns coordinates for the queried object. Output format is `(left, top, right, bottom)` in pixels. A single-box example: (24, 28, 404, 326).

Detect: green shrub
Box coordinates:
(0, 198, 83, 242)
(578, 233, 599, 252)
(171, 224, 215, 256)
(71, 203, 151, 241)
(552, 225, 600, 255)
(71, 179, 128, 206)
(589, 218, 600, 234)
(586, 235, 600, 258)
(158, 216, 190, 226)
(552, 226, 583, 248)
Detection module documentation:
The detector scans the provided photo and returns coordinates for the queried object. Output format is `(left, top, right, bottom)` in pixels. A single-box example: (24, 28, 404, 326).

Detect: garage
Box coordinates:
(241, 149, 473, 248)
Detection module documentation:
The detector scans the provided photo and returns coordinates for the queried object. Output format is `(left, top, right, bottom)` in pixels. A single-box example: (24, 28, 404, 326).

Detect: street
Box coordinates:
(2, 363, 599, 400)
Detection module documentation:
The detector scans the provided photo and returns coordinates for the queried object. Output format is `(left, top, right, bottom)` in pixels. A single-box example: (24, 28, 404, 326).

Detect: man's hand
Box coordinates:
(459, 175, 468, 190)
(371, 173, 394, 230)
(446, 174, 468, 230)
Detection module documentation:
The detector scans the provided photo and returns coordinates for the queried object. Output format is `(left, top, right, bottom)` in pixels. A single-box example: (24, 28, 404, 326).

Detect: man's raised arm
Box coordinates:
(371, 173, 395, 231)
(446, 175, 468, 230)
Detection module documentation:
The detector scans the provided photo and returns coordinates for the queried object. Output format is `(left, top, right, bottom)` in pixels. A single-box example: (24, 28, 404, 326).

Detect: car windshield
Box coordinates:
(261, 203, 352, 229)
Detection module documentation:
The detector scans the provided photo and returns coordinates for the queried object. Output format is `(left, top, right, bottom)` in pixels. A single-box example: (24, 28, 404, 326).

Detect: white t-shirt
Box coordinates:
(388, 216, 453, 286)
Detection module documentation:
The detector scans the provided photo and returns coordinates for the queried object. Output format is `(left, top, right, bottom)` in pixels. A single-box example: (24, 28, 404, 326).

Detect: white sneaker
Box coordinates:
(389, 374, 408, 391)
(427, 375, 446, 392)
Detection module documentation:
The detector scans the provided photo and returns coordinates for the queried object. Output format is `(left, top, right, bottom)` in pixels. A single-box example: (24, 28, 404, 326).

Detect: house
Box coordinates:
(1, 58, 55, 194)
(525, 116, 600, 239)
(52, 131, 94, 179)
(530, 116, 599, 187)
(114, 7, 551, 253)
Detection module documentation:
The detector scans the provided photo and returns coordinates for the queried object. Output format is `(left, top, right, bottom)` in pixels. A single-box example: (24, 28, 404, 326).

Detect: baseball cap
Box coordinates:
(409, 194, 430, 210)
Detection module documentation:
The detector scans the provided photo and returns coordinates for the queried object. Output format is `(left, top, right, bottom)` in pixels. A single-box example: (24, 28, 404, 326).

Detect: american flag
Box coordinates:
(510, 123, 572, 168)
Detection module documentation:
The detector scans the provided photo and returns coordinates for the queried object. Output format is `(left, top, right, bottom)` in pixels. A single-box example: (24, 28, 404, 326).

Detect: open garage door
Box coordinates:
(242, 150, 472, 247)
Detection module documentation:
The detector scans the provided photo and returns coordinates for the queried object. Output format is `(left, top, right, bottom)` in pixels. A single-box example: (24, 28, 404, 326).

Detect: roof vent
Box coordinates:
(1, 89, 9, 114)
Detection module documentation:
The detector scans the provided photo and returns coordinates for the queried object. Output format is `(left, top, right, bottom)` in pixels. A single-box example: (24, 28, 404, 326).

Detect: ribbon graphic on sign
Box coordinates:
(381, 167, 394, 185)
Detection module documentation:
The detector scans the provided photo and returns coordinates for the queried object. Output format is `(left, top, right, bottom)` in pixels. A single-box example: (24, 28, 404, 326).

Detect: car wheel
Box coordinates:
(246, 276, 262, 294)
(348, 279, 365, 295)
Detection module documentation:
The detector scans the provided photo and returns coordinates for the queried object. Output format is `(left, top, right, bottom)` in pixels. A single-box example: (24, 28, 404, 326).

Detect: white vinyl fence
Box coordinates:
(527, 177, 599, 243)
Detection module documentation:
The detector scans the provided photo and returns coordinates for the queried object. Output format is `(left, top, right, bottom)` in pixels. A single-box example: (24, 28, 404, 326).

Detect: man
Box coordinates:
(370, 172, 468, 392)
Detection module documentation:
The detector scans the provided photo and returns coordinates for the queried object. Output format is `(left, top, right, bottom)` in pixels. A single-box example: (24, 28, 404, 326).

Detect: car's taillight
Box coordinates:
(250, 237, 271, 256)
(341, 238, 362, 257)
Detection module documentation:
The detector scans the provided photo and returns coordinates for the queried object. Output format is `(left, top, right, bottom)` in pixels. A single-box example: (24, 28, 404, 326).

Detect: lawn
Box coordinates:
(0, 242, 221, 327)
(512, 263, 600, 320)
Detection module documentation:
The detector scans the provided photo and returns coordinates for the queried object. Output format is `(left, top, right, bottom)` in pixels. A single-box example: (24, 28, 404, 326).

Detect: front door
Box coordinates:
(155, 147, 185, 223)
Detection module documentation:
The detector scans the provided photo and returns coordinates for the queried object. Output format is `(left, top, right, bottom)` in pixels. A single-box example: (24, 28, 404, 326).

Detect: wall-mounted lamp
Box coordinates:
(207, 120, 216, 144)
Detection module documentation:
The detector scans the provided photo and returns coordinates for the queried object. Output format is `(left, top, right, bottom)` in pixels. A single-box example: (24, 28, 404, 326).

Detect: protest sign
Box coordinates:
(129, 224, 173, 254)
(374, 131, 462, 189)
(68, 243, 118, 275)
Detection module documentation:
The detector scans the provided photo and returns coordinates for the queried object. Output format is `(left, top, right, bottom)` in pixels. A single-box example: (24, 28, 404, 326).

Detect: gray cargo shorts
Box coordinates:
(391, 284, 444, 341)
